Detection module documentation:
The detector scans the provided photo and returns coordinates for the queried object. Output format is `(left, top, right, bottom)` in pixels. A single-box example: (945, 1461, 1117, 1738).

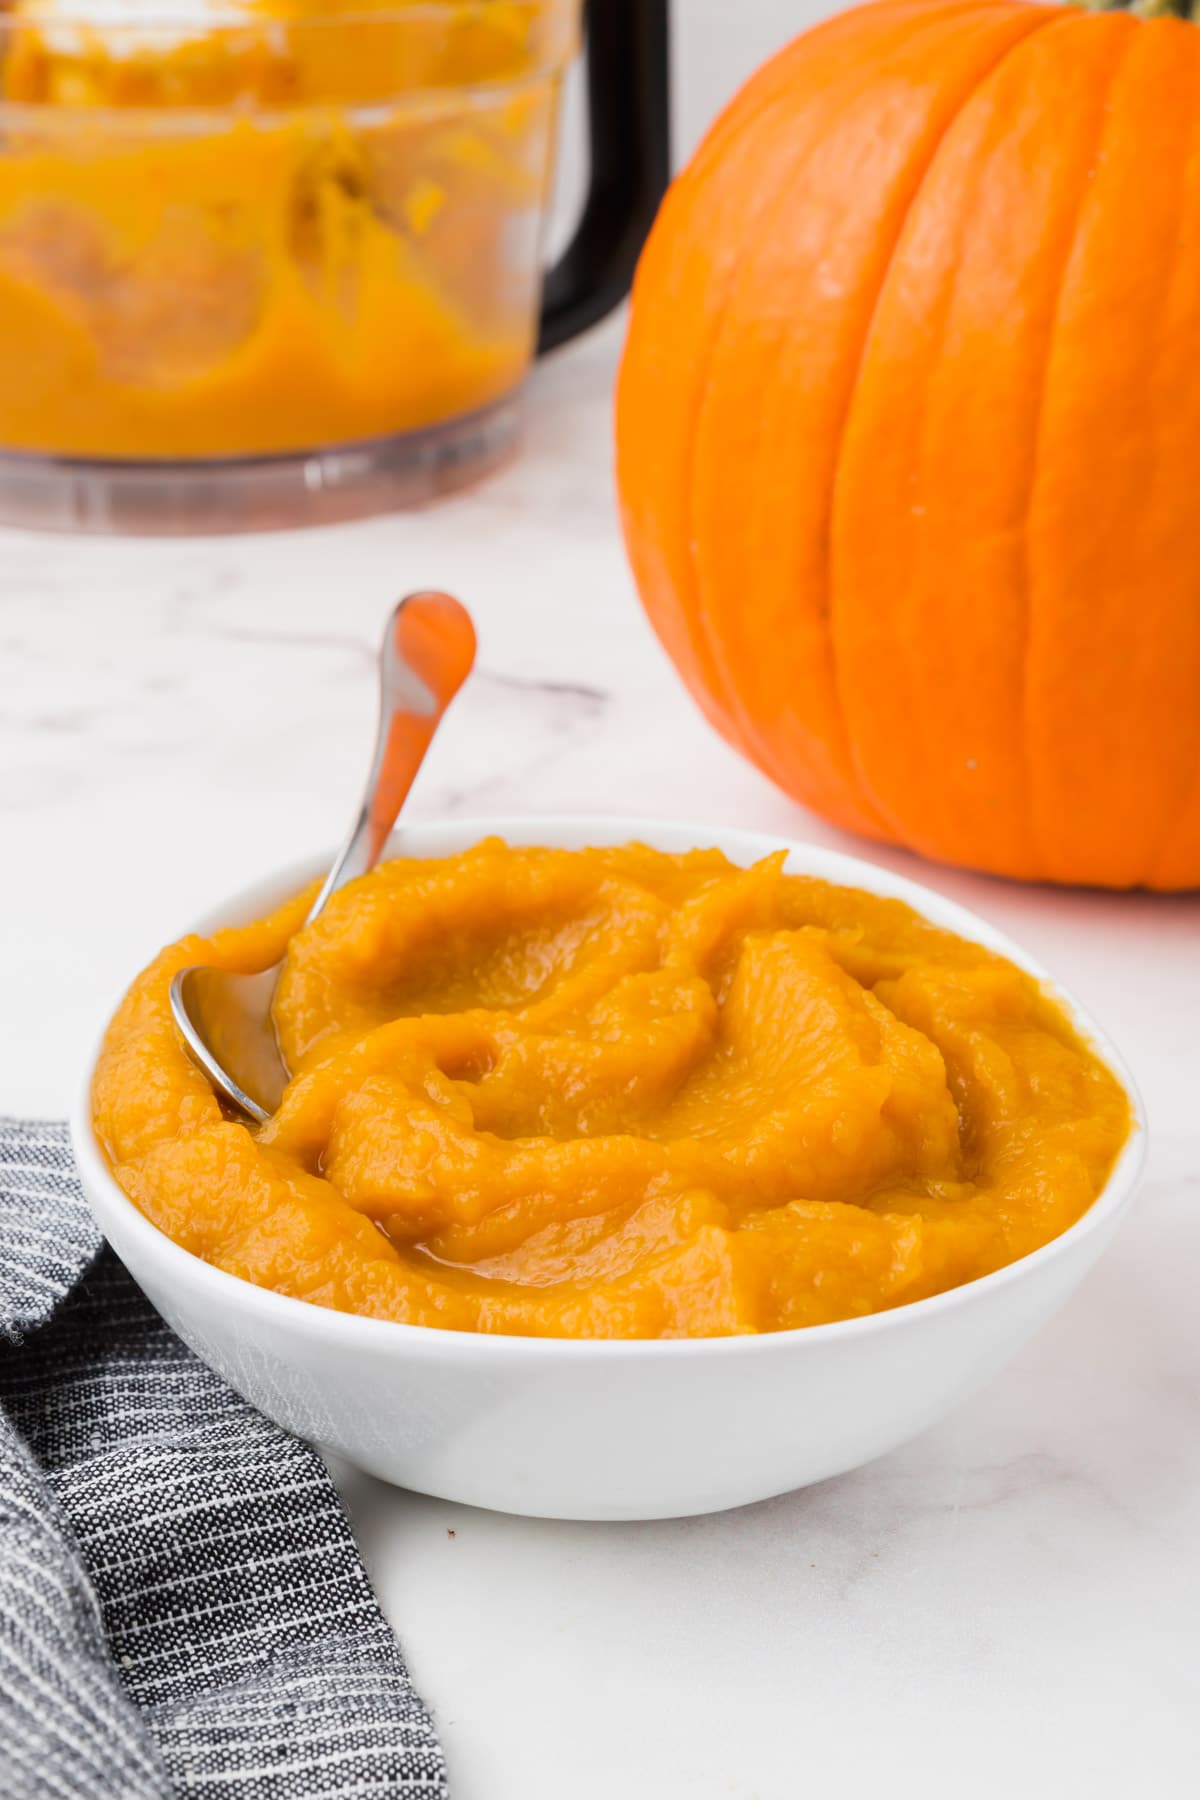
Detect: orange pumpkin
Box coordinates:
(616, 0, 1200, 891)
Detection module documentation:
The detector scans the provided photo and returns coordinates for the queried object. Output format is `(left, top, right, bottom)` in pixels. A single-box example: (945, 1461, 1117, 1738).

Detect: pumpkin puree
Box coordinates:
(91, 841, 1131, 1338)
(0, 2, 566, 457)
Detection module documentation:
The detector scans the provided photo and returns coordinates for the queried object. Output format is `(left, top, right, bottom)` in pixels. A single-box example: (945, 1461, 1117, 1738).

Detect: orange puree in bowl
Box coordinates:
(91, 841, 1132, 1338)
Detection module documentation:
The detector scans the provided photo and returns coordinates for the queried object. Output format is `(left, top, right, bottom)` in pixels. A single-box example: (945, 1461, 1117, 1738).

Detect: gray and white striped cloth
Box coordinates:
(0, 1118, 449, 1800)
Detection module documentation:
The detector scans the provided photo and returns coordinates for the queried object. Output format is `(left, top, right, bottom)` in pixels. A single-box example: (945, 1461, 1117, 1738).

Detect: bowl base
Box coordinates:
(0, 396, 520, 536)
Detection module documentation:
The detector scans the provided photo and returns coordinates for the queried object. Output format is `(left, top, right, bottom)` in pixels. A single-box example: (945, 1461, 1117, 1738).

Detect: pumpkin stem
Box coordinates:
(1074, 0, 1194, 15)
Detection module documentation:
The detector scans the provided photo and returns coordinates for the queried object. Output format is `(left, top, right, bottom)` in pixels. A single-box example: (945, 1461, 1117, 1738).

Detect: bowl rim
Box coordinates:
(72, 812, 1149, 1363)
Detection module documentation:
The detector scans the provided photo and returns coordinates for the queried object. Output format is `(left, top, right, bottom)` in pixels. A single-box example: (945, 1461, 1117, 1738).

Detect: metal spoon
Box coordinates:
(169, 591, 476, 1125)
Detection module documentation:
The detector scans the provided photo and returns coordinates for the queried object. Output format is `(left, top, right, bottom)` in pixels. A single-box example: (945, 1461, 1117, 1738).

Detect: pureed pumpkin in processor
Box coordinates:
(0, 0, 576, 460)
(92, 840, 1132, 1339)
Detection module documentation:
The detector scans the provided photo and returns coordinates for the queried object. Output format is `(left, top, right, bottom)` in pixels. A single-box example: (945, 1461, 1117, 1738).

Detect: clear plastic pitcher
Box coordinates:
(0, 0, 668, 530)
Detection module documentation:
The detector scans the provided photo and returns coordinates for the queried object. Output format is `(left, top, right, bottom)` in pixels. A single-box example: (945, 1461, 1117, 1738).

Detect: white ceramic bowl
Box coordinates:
(72, 817, 1147, 1521)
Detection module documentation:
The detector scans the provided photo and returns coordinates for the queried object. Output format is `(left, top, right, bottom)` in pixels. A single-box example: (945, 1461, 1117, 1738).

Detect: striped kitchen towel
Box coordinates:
(0, 1118, 449, 1800)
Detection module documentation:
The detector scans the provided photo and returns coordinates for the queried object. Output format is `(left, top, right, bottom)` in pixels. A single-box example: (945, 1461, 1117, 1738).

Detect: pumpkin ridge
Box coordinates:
(617, 4, 952, 740)
(678, 109, 826, 736)
(821, 5, 1068, 845)
(1019, 18, 1138, 884)
(684, 174, 821, 778)
(673, 2, 989, 743)
(686, 1, 1056, 838)
(1135, 31, 1200, 891)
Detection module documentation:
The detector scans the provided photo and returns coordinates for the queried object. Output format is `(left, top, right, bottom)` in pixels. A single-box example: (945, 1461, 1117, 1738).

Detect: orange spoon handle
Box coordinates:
(308, 591, 476, 920)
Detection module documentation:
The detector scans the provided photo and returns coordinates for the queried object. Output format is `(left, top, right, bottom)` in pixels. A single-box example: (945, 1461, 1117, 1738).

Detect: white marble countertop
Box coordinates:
(3, 312, 1198, 1799)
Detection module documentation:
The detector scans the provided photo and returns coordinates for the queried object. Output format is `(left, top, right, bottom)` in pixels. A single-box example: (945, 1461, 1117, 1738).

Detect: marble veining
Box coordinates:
(1, 310, 1197, 1800)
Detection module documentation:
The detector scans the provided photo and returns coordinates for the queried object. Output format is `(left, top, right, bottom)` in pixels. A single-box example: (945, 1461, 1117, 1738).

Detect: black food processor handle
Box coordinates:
(537, 0, 671, 353)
